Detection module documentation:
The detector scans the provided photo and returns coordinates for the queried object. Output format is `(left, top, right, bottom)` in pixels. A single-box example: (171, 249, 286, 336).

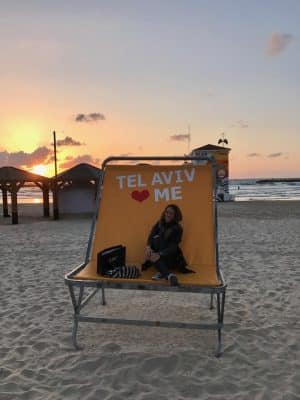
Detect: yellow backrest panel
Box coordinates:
(74, 163, 219, 285)
(87, 163, 216, 272)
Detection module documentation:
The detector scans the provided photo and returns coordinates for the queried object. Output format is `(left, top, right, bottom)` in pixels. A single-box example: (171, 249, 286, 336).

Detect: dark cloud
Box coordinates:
(267, 152, 284, 158)
(170, 133, 191, 142)
(55, 136, 84, 146)
(247, 153, 261, 157)
(0, 146, 52, 168)
(75, 113, 105, 122)
(59, 154, 101, 169)
(89, 112, 105, 121)
(267, 33, 294, 56)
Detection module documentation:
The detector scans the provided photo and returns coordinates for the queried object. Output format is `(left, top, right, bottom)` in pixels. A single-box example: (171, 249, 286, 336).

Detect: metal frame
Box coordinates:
(65, 156, 227, 357)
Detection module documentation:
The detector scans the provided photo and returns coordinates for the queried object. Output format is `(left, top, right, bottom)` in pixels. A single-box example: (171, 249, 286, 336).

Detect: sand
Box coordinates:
(0, 202, 299, 400)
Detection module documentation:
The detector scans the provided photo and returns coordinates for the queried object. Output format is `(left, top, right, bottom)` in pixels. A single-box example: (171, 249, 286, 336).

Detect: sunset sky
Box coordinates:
(0, 1, 299, 178)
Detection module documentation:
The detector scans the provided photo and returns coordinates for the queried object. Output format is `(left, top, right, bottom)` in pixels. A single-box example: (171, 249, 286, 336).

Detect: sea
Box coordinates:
(230, 179, 300, 201)
(1, 179, 300, 204)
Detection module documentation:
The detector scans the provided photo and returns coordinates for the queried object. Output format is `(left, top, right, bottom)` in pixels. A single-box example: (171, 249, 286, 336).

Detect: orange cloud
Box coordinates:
(59, 154, 101, 170)
(0, 146, 52, 168)
(75, 113, 105, 122)
(267, 33, 294, 56)
(55, 136, 85, 146)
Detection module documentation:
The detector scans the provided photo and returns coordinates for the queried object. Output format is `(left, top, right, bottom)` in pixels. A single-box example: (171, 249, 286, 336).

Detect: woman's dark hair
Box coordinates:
(160, 204, 183, 224)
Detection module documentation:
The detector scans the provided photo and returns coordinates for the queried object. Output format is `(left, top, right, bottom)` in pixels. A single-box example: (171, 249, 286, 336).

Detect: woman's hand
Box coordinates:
(145, 246, 152, 260)
(150, 252, 160, 263)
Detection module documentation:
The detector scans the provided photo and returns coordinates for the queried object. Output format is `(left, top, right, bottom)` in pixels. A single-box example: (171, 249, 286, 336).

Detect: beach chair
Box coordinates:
(65, 156, 227, 356)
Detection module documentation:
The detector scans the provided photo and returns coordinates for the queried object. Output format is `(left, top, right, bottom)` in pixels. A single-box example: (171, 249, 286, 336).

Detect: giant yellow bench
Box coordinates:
(65, 156, 227, 356)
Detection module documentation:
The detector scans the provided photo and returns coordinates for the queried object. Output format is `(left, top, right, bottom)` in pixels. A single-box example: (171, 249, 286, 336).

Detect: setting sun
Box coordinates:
(31, 164, 48, 176)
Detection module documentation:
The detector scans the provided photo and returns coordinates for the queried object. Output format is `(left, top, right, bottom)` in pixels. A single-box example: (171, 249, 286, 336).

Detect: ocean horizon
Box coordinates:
(1, 178, 300, 204)
(230, 178, 300, 201)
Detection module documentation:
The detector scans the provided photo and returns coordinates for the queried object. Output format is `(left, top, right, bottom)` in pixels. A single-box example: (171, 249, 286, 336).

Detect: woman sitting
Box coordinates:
(143, 204, 193, 287)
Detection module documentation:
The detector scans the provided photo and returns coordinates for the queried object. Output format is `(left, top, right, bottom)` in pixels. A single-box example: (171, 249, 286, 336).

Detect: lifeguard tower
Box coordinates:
(190, 144, 232, 201)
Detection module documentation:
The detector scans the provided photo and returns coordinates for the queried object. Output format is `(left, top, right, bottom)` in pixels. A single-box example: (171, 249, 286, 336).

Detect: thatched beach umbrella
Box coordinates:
(0, 166, 50, 224)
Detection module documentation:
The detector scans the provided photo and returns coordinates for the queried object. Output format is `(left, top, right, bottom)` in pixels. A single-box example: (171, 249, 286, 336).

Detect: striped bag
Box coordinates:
(106, 265, 140, 279)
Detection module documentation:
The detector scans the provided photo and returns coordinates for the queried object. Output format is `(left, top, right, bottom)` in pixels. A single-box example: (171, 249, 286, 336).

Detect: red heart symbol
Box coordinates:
(131, 190, 150, 202)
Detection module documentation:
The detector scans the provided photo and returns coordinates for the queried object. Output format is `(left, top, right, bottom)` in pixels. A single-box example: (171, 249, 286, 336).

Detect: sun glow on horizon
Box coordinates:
(31, 164, 49, 176)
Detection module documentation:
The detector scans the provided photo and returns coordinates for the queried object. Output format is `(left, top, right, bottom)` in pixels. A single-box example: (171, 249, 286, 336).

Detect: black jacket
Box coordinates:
(145, 221, 194, 273)
(147, 221, 183, 258)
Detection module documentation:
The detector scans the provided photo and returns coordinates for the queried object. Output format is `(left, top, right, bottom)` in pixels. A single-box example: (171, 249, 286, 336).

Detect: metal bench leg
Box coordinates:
(101, 285, 106, 305)
(72, 316, 80, 349)
(68, 285, 84, 349)
(215, 291, 226, 357)
(209, 293, 214, 309)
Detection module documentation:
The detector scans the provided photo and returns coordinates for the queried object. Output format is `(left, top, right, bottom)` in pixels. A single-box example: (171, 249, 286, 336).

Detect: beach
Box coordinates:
(1, 201, 299, 400)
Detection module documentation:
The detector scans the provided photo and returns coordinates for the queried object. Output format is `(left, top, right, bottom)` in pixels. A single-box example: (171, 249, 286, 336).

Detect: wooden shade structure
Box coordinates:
(53, 163, 101, 214)
(55, 163, 101, 184)
(0, 166, 50, 224)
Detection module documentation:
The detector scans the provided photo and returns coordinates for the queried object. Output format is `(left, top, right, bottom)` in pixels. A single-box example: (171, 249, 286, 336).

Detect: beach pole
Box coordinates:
(11, 182, 18, 224)
(43, 184, 50, 217)
(2, 187, 10, 217)
(53, 131, 59, 220)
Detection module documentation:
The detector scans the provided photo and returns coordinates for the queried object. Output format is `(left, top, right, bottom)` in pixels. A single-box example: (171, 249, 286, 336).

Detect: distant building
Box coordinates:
(191, 144, 232, 201)
(55, 163, 101, 214)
